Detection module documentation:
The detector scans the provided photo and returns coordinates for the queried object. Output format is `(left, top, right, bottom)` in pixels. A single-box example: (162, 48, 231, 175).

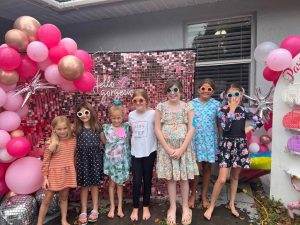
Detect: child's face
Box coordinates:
(77, 107, 91, 124)
(198, 83, 214, 100)
(132, 95, 147, 112)
(110, 111, 123, 127)
(54, 122, 69, 139)
(226, 87, 242, 102)
(166, 85, 181, 103)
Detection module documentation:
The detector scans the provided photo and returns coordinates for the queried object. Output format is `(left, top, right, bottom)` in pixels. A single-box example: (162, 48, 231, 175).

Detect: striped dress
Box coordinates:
(42, 137, 77, 191)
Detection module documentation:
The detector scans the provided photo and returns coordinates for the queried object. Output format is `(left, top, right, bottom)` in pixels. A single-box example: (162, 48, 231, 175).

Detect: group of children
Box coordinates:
(37, 78, 263, 225)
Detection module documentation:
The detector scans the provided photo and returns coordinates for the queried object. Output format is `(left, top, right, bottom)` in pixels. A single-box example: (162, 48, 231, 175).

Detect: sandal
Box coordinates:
(88, 210, 99, 223)
(78, 212, 88, 225)
(166, 209, 176, 225)
(181, 209, 192, 225)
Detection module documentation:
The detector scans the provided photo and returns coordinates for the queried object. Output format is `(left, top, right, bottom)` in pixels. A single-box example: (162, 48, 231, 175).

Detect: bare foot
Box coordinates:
(142, 207, 151, 220)
(130, 208, 139, 221)
(202, 198, 210, 209)
(117, 207, 125, 218)
(166, 207, 176, 225)
(181, 207, 192, 225)
(61, 220, 70, 225)
(107, 206, 115, 219)
(229, 204, 239, 218)
(203, 207, 214, 221)
(188, 195, 195, 208)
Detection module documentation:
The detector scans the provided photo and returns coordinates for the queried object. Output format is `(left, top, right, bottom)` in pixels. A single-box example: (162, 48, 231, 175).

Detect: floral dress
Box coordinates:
(102, 123, 131, 185)
(156, 101, 199, 181)
(217, 105, 263, 168)
(189, 98, 220, 163)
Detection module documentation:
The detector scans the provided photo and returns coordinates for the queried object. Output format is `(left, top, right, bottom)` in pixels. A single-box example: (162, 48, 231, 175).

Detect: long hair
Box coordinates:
(51, 115, 72, 139)
(74, 102, 100, 135)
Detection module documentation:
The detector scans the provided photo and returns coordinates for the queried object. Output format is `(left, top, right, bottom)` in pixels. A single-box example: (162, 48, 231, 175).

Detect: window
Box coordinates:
(186, 16, 253, 98)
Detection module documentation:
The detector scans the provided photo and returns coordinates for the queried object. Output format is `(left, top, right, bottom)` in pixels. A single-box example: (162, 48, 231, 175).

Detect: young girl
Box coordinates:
(155, 80, 198, 225)
(75, 102, 103, 225)
(37, 116, 77, 225)
(101, 100, 131, 219)
(129, 89, 157, 221)
(188, 79, 220, 209)
(204, 83, 263, 220)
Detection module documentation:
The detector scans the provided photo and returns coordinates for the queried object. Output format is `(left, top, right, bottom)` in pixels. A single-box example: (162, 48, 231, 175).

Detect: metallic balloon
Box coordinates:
(10, 130, 25, 138)
(35, 189, 59, 215)
(58, 55, 84, 81)
(0, 194, 38, 225)
(13, 16, 40, 41)
(5, 29, 29, 52)
(0, 69, 19, 85)
(260, 135, 272, 145)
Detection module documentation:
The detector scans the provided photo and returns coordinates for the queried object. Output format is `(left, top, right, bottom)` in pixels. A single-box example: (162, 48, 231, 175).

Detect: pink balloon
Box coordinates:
(16, 104, 29, 119)
(44, 64, 65, 85)
(27, 41, 49, 62)
(0, 87, 7, 107)
(48, 45, 68, 64)
(16, 56, 38, 80)
(0, 130, 11, 148)
(263, 67, 280, 82)
(266, 48, 293, 71)
(5, 157, 43, 194)
(74, 50, 93, 71)
(37, 24, 61, 48)
(0, 83, 16, 92)
(0, 179, 9, 195)
(0, 163, 9, 180)
(38, 58, 53, 71)
(259, 144, 268, 153)
(0, 111, 21, 131)
(74, 72, 96, 92)
(0, 148, 15, 163)
(59, 79, 77, 92)
(0, 47, 21, 71)
(250, 135, 260, 144)
(3, 92, 23, 111)
(0, 44, 8, 48)
(280, 35, 300, 57)
(267, 128, 272, 136)
(7, 137, 31, 158)
(59, 38, 77, 54)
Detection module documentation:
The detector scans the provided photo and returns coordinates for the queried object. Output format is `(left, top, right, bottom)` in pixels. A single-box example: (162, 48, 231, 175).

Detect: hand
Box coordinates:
(228, 97, 241, 112)
(42, 177, 49, 190)
(49, 134, 59, 153)
(245, 126, 254, 134)
(165, 146, 175, 157)
(172, 147, 185, 160)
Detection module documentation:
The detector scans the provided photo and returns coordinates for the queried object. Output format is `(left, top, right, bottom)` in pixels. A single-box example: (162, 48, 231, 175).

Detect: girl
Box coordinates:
(204, 83, 263, 220)
(188, 79, 220, 209)
(75, 102, 103, 225)
(129, 89, 157, 222)
(101, 100, 131, 219)
(155, 80, 198, 225)
(37, 116, 77, 225)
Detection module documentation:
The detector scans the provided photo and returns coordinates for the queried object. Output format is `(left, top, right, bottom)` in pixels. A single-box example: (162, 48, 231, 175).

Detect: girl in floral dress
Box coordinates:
(204, 83, 263, 220)
(155, 80, 198, 225)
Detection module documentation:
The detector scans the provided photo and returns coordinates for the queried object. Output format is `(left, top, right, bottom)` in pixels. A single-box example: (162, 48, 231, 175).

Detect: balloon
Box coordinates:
(259, 144, 269, 153)
(37, 24, 61, 48)
(254, 42, 278, 62)
(246, 131, 252, 143)
(0, 130, 10, 148)
(266, 48, 293, 71)
(0, 83, 17, 92)
(0, 44, 8, 48)
(5, 157, 43, 194)
(0, 88, 6, 107)
(74, 71, 96, 92)
(263, 67, 280, 82)
(0, 164, 9, 180)
(14, 16, 40, 41)
(5, 29, 29, 52)
(0, 69, 19, 85)
(58, 55, 84, 81)
(260, 135, 272, 145)
(7, 137, 31, 158)
(280, 35, 300, 57)
(249, 143, 260, 153)
(10, 130, 24, 138)
(48, 45, 68, 64)
(38, 58, 52, 71)
(0, 179, 9, 195)
(59, 38, 77, 54)
(267, 128, 272, 136)
(74, 49, 93, 71)
(0, 149, 15, 163)
(3, 92, 23, 111)
(59, 79, 77, 92)
(26, 41, 49, 62)
(16, 104, 29, 119)
(0, 47, 21, 71)
(44, 64, 65, 85)
(0, 111, 21, 132)
(250, 135, 260, 144)
(16, 56, 38, 80)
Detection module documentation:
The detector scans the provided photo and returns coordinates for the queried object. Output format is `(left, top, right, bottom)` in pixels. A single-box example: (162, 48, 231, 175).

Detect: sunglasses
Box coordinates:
(167, 87, 180, 94)
(132, 97, 146, 104)
(226, 92, 241, 98)
(77, 110, 90, 118)
(200, 86, 213, 92)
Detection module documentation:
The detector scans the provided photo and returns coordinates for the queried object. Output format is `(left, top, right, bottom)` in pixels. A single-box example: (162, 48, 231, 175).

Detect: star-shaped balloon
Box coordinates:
(244, 86, 274, 120)
(14, 72, 56, 108)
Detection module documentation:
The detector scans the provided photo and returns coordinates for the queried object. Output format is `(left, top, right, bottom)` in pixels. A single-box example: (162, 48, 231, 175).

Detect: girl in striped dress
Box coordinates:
(37, 116, 77, 225)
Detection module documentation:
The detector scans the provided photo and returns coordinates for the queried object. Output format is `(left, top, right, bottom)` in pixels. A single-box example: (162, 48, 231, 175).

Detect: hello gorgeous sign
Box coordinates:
(282, 53, 300, 79)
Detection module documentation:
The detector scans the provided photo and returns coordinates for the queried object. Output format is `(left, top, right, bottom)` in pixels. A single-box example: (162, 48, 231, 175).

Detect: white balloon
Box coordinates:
(249, 143, 260, 153)
(254, 42, 278, 63)
(0, 148, 15, 163)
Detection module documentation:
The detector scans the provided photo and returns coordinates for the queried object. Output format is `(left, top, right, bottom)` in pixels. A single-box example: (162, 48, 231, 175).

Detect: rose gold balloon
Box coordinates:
(5, 29, 29, 52)
(13, 16, 41, 41)
(260, 135, 272, 145)
(0, 69, 19, 85)
(58, 55, 84, 81)
(10, 129, 25, 138)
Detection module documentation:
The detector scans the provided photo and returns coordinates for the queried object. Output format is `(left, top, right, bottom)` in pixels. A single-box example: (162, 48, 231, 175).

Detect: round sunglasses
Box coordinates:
(167, 87, 180, 94)
(200, 86, 213, 92)
(77, 110, 90, 118)
(226, 92, 241, 98)
(132, 97, 146, 104)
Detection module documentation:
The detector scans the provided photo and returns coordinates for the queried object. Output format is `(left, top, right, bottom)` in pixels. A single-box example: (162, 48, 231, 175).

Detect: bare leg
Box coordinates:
(117, 185, 124, 217)
(188, 162, 200, 208)
(167, 180, 177, 224)
(107, 179, 115, 218)
(229, 167, 241, 217)
(80, 187, 89, 214)
(204, 167, 229, 220)
(59, 189, 70, 225)
(90, 186, 99, 212)
(181, 180, 192, 224)
(202, 162, 212, 209)
(37, 191, 55, 225)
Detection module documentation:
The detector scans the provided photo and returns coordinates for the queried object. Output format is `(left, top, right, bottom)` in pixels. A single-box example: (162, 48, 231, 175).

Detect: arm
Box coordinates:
(41, 143, 51, 190)
(100, 132, 106, 144)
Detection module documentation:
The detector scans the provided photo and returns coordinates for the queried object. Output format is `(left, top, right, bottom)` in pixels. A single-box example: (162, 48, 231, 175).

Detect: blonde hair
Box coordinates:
(109, 105, 124, 117)
(51, 115, 72, 139)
